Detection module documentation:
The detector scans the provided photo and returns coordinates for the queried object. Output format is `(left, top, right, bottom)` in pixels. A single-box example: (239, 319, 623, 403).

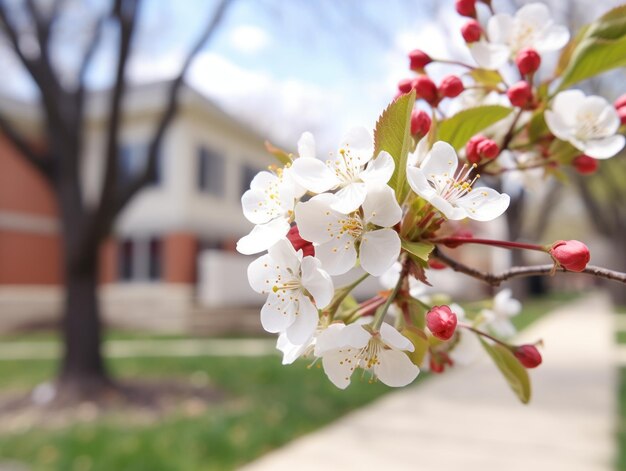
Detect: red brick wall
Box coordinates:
(164, 233, 197, 283)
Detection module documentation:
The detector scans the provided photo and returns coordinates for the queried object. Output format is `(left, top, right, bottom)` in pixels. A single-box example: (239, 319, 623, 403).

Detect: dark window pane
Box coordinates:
(197, 146, 224, 196)
(148, 238, 162, 281)
(118, 239, 133, 281)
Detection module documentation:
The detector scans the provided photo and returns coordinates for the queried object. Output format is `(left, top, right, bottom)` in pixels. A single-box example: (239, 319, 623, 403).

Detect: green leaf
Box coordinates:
(527, 110, 548, 142)
(401, 240, 434, 261)
(468, 69, 504, 89)
(480, 339, 531, 404)
(559, 35, 626, 88)
(437, 105, 513, 151)
(588, 4, 626, 39)
(401, 327, 429, 366)
(264, 140, 292, 166)
(374, 91, 416, 203)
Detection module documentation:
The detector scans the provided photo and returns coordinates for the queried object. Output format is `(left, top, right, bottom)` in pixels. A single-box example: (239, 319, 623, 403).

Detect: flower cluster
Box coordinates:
(238, 1, 625, 400)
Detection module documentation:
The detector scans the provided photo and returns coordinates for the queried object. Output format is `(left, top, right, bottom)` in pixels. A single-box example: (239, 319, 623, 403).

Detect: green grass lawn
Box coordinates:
(0, 292, 578, 471)
(615, 306, 626, 471)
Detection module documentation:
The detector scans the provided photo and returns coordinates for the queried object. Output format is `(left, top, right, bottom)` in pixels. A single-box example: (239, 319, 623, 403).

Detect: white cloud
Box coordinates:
(228, 25, 271, 54)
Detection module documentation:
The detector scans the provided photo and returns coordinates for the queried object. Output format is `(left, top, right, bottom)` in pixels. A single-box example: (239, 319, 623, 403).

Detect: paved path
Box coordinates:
(0, 338, 276, 360)
(241, 292, 617, 471)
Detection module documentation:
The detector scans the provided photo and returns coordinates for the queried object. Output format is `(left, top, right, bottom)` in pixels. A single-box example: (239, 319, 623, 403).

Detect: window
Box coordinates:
(119, 143, 161, 186)
(241, 164, 259, 196)
(117, 237, 162, 282)
(197, 146, 225, 197)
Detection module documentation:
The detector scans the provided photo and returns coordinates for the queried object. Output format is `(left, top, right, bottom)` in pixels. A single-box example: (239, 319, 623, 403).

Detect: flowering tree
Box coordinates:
(239, 1, 626, 403)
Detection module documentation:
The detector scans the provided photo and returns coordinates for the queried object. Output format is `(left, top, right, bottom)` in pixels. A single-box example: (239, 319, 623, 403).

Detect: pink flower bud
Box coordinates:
(477, 138, 499, 159)
(409, 49, 432, 71)
(439, 75, 465, 98)
(429, 351, 453, 374)
(461, 20, 482, 43)
(411, 109, 432, 136)
(398, 78, 414, 95)
(426, 305, 458, 341)
(514, 345, 542, 368)
(550, 240, 590, 272)
(455, 0, 477, 17)
(614, 94, 626, 110)
(287, 225, 315, 257)
(618, 107, 626, 126)
(412, 75, 439, 105)
(572, 154, 598, 175)
(516, 47, 541, 75)
(466, 135, 483, 164)
(507, 81, 532, 108)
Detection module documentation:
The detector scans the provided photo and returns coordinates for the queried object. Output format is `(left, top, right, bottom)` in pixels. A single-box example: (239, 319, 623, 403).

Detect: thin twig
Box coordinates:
(434, 247, 626, 286)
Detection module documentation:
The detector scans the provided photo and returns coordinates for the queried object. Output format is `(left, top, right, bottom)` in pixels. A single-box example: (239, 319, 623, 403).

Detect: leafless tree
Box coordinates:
(0, 0, 232, 401)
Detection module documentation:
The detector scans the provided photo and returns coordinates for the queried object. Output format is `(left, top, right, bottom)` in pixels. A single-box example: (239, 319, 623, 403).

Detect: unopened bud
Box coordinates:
(461, 20, 482, 43)
(466, 134, 498, 163)
(550, 240, 590, 272)
(507, 81, 532, 108)
(426, 305, 458, 341)
(398, 78, 414, 95)
(514, 345, 542, 368)
(618, 107, 626, 126)
(455, 0, 477, 17)
(614, 94, 626, 110)
(429, 351, 453, 374)
(287, 225, 315, 257)
(409, 49, 432, 71)
(412, 75, 439, 105)
(572, 154, 598, 175)
(516, 48, 541, 75)
(411, 109, 432, 136)
(477, 138, 499, 159)
(439, 75, 464, 98)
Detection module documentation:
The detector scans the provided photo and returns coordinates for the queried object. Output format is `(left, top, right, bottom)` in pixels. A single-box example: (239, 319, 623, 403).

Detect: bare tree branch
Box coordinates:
(113, 0, 233, 216)
(433, 247, 626, 286)
(0, 112, 52, 178)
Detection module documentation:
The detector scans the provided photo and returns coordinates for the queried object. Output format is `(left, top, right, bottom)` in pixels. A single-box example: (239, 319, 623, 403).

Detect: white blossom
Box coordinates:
(315, 322, 419, 389)
(545, 90, 625, 159)
(470, 3, 569, 70)
(290, 128, 395, 214)
(247, 240, 333, 344)
(406, 141, 510, 221)
(295, 185, 402, 276)
(480, 289, 522, 339)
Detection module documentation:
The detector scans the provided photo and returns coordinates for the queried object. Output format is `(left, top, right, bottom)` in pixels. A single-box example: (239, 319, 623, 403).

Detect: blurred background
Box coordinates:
(0, 0, 624, 470)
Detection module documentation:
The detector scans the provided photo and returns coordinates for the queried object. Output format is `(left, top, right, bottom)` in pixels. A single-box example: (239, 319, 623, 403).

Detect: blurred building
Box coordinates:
(0, 82, 269, 332)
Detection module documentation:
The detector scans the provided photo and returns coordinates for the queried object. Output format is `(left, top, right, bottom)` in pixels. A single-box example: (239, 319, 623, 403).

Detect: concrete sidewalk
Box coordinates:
(241, 292, 617, 471)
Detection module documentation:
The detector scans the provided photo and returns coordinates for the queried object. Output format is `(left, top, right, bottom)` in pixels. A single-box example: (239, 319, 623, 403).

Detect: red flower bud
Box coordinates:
(426, 305, 458, 341)
(461, 20, 482, 43)
(516, 47, 541, 75)
(428, 258, 447, 270)
(412, 75, 439, 105)
(466, 135, 498, 163)
(514, 345, 542, 368)
(409, 49, 432, 71)
(550, 240, 590, 272)
(439, 75, 465, 98)
(455, 0, 477, 17)
(429, 351, 453, 374)
(614, 94, 626, 110)
(287, 225, 315, 257)
(411, 109, 432, 136)
(398, 78, 414, 95)
(507, 81, 533, 108)
(572, 154, 598, 175)
(618, 107, 626, 126)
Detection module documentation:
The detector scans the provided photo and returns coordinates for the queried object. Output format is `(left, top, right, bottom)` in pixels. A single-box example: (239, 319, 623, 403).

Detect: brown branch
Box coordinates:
(433, 247, 626, 286)
(0, 112, 52, 179)
(112, 0, 233, 217)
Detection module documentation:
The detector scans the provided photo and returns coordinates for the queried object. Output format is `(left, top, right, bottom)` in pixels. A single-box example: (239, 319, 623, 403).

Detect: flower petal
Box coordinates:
(360, 151, 395, 185)
(277, 332, 312, 365)
(340, 127, 374, 166)
(295, 193, 340, 244)
(331, 182, 368, 214)
(286, 294, 319, 345)
(380, 322, 414, 352)
(359, 228, 401, 277)
(267, 238, 301, 273)
(470, 39, 510, 70)
(487, 13, 514, 45)
(406, 167, 437, 201)
(236, 218, 290, 255)
(551, 90, 585, 127)
(429, 194, 467, 220)
(314, 323, 347, 356)
(290, 157, 339, 194)
(300, 256, 334, 308)
(375, 349, 419, 387)
(260, 292, 295, 334)
(315, 235, 358, 276)
(247, 253, 274, 294)
(455, 186, 510, 221)
(341, 323, 371, 348)
(581, 135, 626, 159)
(536, 24, 570, 52)
(362, 185, 402, 228)
(544, 110, 573, 142)
(297, 132, 316, 160)
(322, 349, 357, 389)
(421, 141, 459, 178)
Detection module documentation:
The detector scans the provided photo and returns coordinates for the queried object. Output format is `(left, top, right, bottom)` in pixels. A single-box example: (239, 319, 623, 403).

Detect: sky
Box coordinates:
(0, 0, 622, 153)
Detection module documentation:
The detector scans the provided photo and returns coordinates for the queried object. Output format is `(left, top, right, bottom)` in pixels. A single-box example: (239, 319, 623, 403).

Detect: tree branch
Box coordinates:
(112, 0, 233, 216)
(0, 112, 52, 179)
(433, 247, 626, 286)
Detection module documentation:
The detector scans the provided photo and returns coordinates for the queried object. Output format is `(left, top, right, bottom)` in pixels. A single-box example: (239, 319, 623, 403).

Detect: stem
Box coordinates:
(325, 272, 370, 319)
(458, 323, 510, 349)
(371, 258, 409, 331)
(431, 237, 547, 252)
